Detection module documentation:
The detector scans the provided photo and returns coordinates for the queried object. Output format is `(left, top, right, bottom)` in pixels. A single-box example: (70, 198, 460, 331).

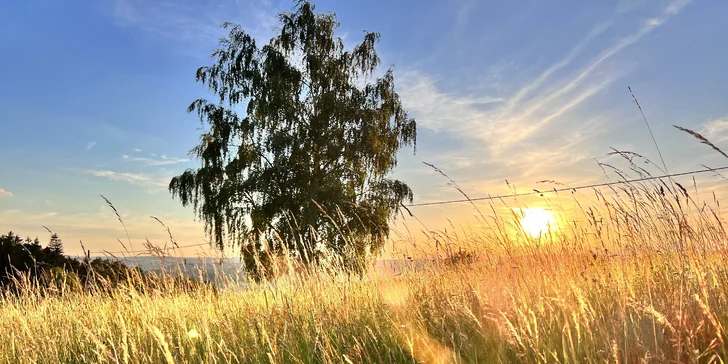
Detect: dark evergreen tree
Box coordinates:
(43, 233, 67, 267)
(0, 231, 140, 292)
(47, 233, 63, 255)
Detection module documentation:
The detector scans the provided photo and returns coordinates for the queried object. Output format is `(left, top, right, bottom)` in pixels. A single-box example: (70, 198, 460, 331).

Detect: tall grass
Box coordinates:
(5, 113, 728, 363)
(3, 159, 728, 363)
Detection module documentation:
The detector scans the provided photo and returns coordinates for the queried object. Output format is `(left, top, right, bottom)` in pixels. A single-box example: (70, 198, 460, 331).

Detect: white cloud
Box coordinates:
(122, 154, 190, 166)
(85, 169, 169, 190)
(504, 21, 613, 111)
(399, 0, 691, 158)
(399, 70, 614, 159)
(666, 0, 692, 15)
(397, 73, 489, 132)
(85, 169, 171, 192)
(110, 0, 279, 52)
(0, 188, 12, 197)
(699, 117, 728, 144)
(646, 18, 664, 27)
(87, 141, 97, 150)
(87, 170, 151, 183)
(132, 148, 142, 153)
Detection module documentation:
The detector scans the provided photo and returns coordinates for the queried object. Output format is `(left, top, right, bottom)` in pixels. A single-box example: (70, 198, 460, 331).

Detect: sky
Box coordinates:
(2, 0, 728, 257)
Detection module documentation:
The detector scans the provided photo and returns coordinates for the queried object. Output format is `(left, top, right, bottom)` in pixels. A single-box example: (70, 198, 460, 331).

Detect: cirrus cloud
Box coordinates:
(699, 117, 728, 144)
(122, 154, 190, 166)
(399, 0, 692, 158)
(85, 169, 169, 190)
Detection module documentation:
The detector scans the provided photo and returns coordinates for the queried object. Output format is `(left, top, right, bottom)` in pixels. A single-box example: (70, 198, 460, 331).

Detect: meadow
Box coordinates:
(3, 151, 728, 364)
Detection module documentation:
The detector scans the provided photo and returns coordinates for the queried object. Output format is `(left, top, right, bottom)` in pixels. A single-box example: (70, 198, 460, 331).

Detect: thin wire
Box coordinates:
(407, 165, 728, 207)
(84, 165, 728, 254)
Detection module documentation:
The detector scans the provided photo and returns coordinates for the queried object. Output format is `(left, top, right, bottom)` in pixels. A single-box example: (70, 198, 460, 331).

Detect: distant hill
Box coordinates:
(95, 256, 433, 284)
(79, 256, 246, 289)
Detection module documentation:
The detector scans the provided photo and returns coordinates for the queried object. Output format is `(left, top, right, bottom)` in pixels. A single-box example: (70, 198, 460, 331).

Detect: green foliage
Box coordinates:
(170, 1, 417, 276)
(0, 231, 142, 293)
(0, 231, 69, 287)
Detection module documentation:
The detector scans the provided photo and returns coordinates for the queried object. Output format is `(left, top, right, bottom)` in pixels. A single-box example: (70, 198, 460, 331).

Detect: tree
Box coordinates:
(47, 233, 63, 255)
(44, 233, 66, 267)
(170, 0, 417, 277)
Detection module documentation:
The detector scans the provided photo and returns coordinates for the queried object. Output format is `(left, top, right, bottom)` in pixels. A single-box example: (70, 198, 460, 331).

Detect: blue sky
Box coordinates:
(1, 0, 728, 256)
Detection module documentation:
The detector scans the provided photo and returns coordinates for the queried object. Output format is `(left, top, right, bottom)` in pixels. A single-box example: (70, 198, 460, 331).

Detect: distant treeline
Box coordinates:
(0, 231, 143, 293)
(1, 231, 221, 295)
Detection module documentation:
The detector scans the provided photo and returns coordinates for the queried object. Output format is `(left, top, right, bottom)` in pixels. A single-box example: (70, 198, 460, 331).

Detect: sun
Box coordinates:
(518, 208, 558, 238)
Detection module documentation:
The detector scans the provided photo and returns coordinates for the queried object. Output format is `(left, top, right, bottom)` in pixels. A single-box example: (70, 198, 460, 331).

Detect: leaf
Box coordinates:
(169, 1, 417, 279)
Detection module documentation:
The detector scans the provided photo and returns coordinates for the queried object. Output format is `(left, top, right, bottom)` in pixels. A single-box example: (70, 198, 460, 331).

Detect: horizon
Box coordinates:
(3, 0, 728, 257)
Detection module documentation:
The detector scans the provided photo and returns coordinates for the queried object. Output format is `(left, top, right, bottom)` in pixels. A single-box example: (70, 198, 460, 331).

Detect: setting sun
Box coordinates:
(2, 0, 728, 361)
(518, 208, 558, 238)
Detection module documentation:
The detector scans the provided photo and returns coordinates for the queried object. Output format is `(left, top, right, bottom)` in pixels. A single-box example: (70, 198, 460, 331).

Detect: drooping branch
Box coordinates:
(170, 1, 417, 277)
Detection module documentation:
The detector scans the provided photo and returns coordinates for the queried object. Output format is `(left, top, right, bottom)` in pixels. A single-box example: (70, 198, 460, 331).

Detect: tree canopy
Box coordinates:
(170, 0, 417, 275)
(0, 231, 139, 292)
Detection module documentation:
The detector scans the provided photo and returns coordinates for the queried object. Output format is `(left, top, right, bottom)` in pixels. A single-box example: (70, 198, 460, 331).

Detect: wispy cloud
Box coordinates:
(399, 70, 615, 159)
(132, 148, 142, 153)
(85, 169, 169, 189)
(399, 0, 691, 158)
(699, 117, 728, 144)
(122, 154, 189, 166)
(86, 141, 97, 150)
(0, 188, 12, 197)
(110, 0, 279, 51)
(86, 169, 151, 183)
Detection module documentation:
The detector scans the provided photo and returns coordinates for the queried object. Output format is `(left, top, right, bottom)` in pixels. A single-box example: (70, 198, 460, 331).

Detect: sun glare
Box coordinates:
(518, 208, 558, 238)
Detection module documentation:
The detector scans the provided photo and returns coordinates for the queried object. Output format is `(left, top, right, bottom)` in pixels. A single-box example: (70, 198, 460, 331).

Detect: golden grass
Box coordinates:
(4, 169, 728, 363)
(5, 117, 728, 362)
(3, 247, 728, 362)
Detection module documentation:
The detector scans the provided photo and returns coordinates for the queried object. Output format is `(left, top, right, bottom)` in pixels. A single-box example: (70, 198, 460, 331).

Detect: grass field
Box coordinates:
(3, 155, 728, 364)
